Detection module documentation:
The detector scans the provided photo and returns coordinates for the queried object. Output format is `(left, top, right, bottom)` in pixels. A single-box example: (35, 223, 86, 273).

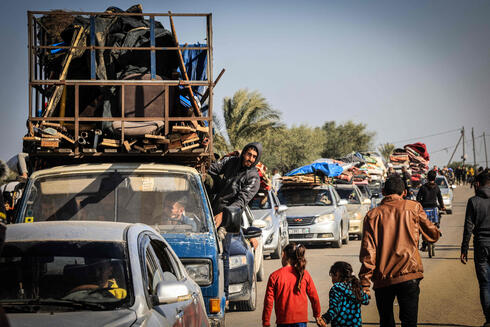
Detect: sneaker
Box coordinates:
(420, 245, 427, 252)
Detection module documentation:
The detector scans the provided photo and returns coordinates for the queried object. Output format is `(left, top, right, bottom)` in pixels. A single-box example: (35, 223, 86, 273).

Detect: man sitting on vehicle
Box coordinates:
(162, 193, 198, 232)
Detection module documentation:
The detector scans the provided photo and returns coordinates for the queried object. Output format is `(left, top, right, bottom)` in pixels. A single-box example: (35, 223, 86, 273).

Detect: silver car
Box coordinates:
(249, 189, 289, 259)
(278, 185, 349, 248)
(436, 175, 455, 214)
(1, 221, 209, 327)
(335, 184, 371, 240)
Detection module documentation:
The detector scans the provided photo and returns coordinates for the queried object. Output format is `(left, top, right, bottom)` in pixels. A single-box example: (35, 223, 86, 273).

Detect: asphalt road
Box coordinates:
(226, 186, 483, 327)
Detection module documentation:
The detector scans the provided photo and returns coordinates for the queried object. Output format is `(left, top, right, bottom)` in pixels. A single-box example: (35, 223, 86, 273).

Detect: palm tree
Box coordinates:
(378, 143, 395, 162)
(215, 89, 283, 151)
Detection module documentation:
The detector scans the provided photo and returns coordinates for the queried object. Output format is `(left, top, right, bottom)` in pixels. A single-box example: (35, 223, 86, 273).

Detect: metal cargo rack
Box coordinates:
(25, 9, 216, 174)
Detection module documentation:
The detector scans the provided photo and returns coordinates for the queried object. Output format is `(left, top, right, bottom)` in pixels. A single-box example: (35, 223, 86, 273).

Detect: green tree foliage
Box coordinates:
(378, 143, 395, 162)
(215, 89, 283, 152)
(257, 125, 326, 173)
(321, 121, 375, 158)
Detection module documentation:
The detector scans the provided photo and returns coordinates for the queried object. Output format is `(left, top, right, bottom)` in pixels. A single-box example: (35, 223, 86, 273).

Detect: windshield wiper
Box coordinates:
(0, 298, 107, 310)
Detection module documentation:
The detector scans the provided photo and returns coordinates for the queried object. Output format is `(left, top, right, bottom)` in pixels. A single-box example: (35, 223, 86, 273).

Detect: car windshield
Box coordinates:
(278, 188, 333, 206)
(21, 172, 209, 233)
(357, 185, 370, 198)
(0, 241, 130, 313)
(436, 177, 448, 189)
(250, 192, 271, 210)
(336, 188, 361, 204)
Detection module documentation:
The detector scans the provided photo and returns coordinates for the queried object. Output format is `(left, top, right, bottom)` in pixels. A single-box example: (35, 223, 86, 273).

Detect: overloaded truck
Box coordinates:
(13, 7, 231, 326)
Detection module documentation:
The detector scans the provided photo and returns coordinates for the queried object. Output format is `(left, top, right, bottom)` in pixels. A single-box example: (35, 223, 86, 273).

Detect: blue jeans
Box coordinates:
(277, 323, 307, 327)
(475, 245, 490, 323)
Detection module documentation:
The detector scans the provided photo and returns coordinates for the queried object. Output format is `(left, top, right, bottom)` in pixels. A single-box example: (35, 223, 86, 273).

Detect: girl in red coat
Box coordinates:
(262, 243, 323, 327)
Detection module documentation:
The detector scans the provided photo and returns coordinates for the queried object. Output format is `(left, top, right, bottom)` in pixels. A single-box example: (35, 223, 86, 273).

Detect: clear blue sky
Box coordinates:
(1, 0, 489, 167)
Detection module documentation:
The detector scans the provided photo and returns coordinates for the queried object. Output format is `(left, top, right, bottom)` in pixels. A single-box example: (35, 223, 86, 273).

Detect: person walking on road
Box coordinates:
(359, 176, 440, 327)
(205, 142, 262, 304)
(461, 171, 490, 327)
(320, 261, 369, 327)
(262, 243, 323, 327)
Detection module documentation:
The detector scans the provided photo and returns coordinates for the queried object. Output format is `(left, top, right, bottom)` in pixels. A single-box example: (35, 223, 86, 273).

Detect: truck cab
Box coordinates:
(15, 162, 226, 326)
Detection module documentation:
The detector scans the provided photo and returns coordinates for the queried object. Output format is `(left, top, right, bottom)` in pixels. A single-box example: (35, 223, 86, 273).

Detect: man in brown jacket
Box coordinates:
(359, 176, 440, 327)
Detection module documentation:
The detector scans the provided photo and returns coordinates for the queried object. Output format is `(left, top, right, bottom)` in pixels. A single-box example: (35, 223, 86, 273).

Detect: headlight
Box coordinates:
(184, 261, 212, 286)
(352, 212, 361, 220)
(316, 214, 335, 223)
(263, 216, 273, 229)
(230, 255, 247, 269)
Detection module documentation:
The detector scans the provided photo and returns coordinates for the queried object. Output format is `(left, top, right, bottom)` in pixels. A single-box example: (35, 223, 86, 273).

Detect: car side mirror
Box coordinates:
(244, 226, 262, 239)
(252, 220, 267, 229)
(338, 199, 348, 206)
(155, 281, 191, 305)
(277, 205, 288, 213)
(222, 206, 242, 233)
(362, 199, 371, 205)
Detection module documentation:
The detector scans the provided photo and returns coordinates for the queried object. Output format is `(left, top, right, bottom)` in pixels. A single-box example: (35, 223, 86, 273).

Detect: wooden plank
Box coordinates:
(168, 140, 182, 150)
(41, 138, 60, 148)
(144, 144, 157, 151)
(195, 125, 209, 133)
(181, 133, 199, 144)
(145, 134, 167, 140)
(57, 133, 75, 144)
(23, 136, 41, 142)
(133, 144, 146, 152)
(172, 125, 195, 133)
(181, 142, 200, 151)
(101, 138, 120, 145)
(100, 141, 120, 148)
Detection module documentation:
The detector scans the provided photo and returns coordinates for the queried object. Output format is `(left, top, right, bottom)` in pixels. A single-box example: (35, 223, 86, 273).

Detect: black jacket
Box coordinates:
(416, 183, 444, 209)
(461, 186, 490, 254)
(207, 142, 262, 215)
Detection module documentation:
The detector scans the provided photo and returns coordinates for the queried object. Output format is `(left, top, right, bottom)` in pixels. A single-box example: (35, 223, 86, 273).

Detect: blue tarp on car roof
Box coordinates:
(285, 162, 344, 177)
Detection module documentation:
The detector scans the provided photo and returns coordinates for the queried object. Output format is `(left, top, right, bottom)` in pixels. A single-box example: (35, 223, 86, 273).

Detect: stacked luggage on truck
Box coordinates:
(24, 5, 218, 174)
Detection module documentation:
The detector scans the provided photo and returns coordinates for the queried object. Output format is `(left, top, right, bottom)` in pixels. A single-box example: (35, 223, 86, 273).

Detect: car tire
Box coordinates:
(331, 225, 342, 248)
(342, 226, 349, 245)
(271, 236, 282, 259)
(237, 274, 257, 311)
(257, 258, 265, 282)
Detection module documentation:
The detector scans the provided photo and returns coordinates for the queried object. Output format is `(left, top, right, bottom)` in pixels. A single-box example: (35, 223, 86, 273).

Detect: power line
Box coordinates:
(388, 128, 461, 145)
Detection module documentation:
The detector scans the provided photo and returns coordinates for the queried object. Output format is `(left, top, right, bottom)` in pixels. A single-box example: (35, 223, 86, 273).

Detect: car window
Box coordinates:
(436, 178, 448, 189)
(336, 188, 361, 204)
(21, 172, 209, 233)
(0, 241, 130, 311)
(278, 188, 333, 206)
(149, 239, 180, 281)
(250, 192, 271, 210)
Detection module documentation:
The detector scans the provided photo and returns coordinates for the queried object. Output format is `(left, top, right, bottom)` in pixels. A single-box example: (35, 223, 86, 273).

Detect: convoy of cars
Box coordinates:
(0, 221, 209, 327)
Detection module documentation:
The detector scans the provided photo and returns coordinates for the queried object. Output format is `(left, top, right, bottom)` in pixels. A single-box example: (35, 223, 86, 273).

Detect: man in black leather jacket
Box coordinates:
(205, 142, 262, 303)
(461, 170, 490, 327)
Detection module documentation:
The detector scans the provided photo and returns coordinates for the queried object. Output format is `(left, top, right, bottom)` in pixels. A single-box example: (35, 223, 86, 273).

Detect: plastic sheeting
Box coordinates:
(285, 162, 344, 177)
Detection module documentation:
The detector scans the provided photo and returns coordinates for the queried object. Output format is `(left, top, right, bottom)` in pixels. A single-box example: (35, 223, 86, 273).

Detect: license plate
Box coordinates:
(289, 228, 309, 234)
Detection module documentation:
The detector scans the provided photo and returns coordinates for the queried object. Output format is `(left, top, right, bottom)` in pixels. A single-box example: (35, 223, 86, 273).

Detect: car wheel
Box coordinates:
(331, 225, 342, 248)
(237, 274, 257, 311)
(342, 225, 349, 245)
(257, 257, 265, 282)
(271, 236, 282, 259)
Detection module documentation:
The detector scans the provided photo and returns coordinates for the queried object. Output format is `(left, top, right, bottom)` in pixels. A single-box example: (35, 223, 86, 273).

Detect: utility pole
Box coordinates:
(472, 127, 477, 167)
(484, 132, 488, 169)
(462, 126, 466, 168)
(447, 128, 464, 166)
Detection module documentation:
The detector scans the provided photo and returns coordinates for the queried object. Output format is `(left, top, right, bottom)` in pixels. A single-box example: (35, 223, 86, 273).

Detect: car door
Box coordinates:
(149, 237, 207, 327)
(271, 191, 288, 242)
